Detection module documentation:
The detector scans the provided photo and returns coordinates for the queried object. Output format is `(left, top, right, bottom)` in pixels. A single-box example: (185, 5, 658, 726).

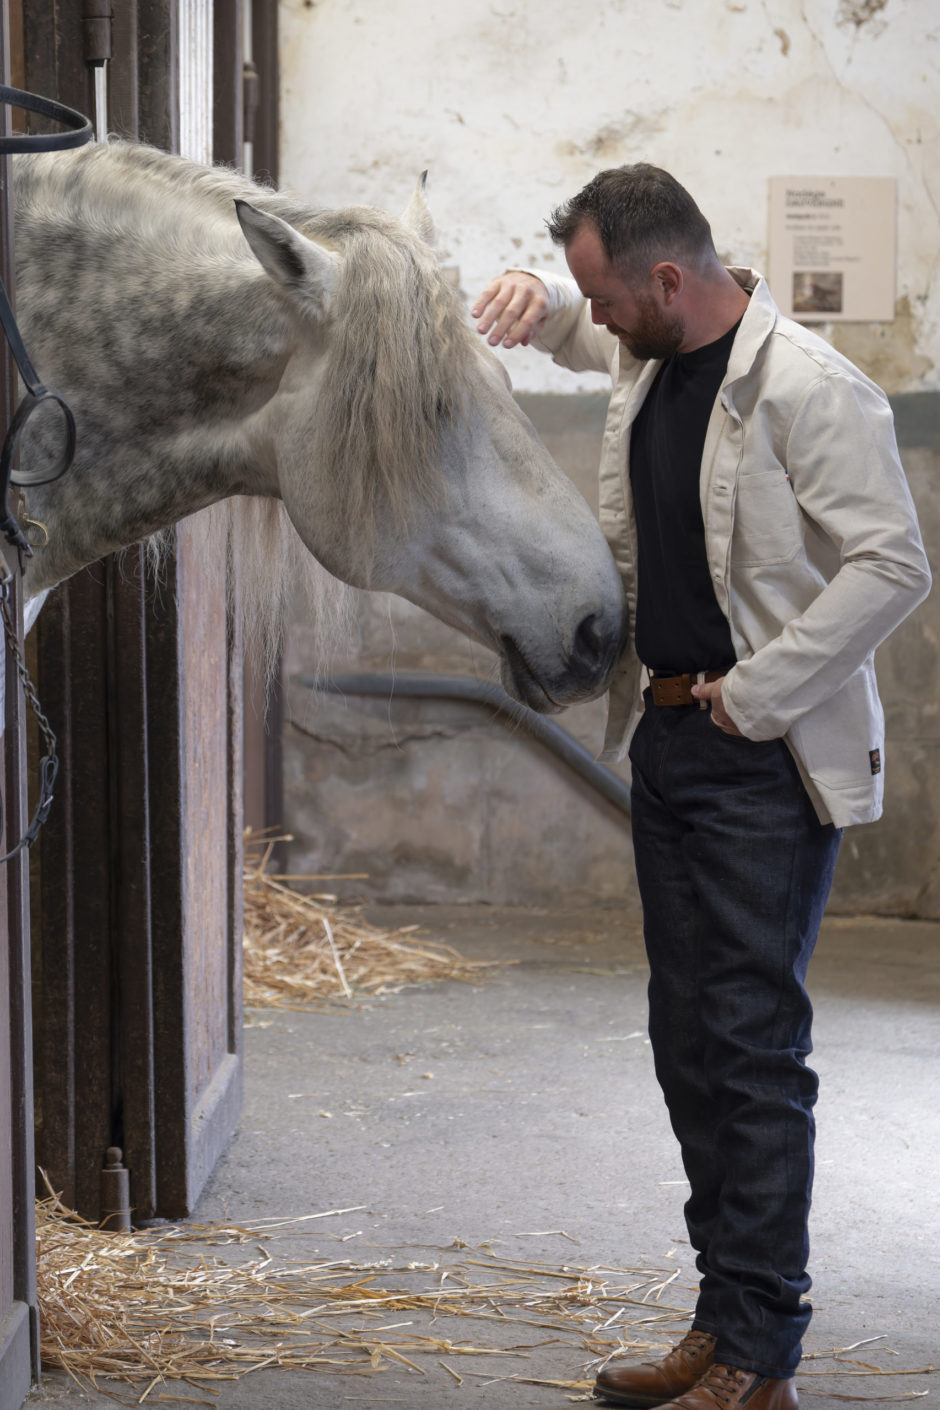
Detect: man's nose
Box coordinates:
(590, 301, 608, 325)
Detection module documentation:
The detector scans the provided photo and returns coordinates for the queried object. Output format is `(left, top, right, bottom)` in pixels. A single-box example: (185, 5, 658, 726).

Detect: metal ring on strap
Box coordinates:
(0, 293, 78, 492)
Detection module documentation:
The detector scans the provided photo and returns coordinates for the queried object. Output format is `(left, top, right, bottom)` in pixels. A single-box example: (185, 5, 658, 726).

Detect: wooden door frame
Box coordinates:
(0, 0, 40, 1397)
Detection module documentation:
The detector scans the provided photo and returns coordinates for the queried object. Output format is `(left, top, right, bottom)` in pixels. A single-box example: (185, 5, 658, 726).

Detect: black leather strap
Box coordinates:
(0, 83, 93, 152)
(0, 84, 91, 541)
(0, 260, 42, 393)
(0, 273, 76, 495)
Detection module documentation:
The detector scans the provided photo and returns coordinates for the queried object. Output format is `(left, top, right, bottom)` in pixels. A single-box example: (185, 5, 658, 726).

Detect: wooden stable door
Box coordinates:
(32, 545, 246, 1222)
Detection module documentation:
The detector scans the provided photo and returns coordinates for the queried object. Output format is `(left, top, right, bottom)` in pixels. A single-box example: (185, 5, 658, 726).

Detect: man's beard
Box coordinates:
(608, 295, 684, 361)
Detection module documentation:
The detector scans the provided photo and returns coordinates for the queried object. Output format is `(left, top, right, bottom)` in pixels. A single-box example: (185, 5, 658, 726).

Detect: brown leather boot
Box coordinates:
(594, 1329, 717, 1406)
(664, 1363, 798, 1408)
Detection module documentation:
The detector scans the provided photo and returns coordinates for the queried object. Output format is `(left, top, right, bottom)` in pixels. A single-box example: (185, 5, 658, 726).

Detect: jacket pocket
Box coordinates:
(731, 470, 802, 567)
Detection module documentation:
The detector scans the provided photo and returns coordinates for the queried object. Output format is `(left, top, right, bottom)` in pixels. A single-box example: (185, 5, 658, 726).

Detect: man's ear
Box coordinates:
(651, 261, 683, 304)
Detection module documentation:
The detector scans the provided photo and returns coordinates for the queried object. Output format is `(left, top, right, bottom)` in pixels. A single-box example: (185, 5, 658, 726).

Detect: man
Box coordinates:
(472, 165, 931, 1410)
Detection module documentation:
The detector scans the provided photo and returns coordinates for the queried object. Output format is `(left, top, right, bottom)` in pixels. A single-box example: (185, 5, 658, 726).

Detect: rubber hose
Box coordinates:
(294, 670, 630, 817)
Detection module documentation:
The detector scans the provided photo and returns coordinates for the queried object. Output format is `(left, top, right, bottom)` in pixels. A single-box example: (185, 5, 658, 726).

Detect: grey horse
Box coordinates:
(12, 142, 625, 710)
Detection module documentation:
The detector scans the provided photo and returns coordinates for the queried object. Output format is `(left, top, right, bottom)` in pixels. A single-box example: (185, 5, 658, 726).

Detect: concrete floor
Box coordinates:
(30, 905, 940, 1409)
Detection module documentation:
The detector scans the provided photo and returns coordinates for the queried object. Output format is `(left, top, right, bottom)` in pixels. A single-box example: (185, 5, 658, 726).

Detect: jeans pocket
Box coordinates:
(706, 711, 763, 742)
(707, 712, 787, 756)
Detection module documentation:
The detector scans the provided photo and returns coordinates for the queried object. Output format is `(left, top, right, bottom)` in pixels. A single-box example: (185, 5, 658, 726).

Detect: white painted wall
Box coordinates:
(279, 0, 940, 394)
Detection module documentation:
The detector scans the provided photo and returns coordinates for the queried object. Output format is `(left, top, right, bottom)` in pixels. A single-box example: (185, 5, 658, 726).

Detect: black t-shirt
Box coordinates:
(629, 321, 740, 674)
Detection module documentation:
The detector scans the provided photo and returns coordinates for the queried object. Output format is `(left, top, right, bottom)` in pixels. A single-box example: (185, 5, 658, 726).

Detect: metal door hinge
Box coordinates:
(83, 0, 113, 66)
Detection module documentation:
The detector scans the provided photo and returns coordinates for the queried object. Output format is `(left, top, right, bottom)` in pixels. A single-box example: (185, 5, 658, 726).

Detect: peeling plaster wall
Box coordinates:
(278, 0, 940, 914)
(280, 0, 940, 394)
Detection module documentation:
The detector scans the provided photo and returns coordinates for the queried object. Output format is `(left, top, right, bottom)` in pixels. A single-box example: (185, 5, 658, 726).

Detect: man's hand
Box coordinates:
(691, 676, 744, 736)
(471, 272, 550, 349)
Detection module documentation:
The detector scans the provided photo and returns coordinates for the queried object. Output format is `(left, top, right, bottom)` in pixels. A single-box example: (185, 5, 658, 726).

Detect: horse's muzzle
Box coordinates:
(568, 609, 622, 687)
(500, 605, 626, 712)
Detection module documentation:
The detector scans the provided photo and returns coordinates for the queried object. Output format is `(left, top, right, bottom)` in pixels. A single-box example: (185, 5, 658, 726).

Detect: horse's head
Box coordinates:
(236, 185, 627, 711)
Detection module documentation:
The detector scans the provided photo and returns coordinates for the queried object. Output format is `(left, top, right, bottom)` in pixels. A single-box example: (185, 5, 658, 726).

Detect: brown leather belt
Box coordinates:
(649, 670, 725, 707)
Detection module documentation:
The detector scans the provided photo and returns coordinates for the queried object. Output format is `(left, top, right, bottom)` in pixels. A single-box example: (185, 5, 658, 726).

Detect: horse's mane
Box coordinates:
(299, 204, 475, 538)
(26, 141, 481, 676)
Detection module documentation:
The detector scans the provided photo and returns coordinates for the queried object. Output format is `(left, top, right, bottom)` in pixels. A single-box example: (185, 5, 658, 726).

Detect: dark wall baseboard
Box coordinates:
(516, 389, 940, 451)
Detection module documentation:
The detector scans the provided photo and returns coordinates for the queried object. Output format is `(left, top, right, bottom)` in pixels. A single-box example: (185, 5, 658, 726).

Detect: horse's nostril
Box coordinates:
(573, 611, 603, 665)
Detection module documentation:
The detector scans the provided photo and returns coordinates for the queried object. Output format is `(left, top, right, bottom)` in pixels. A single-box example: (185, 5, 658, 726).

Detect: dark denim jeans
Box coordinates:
(629, 697, 842, 1379)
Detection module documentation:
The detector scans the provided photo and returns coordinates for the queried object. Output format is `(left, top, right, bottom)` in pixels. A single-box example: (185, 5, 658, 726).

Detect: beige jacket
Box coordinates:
(530, 267, 932, 828)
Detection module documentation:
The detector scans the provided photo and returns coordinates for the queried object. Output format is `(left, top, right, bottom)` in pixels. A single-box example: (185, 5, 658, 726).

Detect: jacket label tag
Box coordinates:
(869, 748, 881, 775)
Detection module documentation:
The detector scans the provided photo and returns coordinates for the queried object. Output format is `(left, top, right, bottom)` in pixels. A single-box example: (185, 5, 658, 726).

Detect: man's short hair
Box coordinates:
(547, 164, 717, 281)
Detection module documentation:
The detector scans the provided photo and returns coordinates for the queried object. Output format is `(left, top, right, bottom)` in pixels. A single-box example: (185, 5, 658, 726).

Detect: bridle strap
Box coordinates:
(0, 265, 42, 391)
(0, 84, 91, 548)
(0, 83, 93, 152)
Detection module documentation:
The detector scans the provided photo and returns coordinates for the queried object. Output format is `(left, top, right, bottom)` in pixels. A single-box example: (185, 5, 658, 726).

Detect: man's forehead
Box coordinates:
(564, 226, 632, 297)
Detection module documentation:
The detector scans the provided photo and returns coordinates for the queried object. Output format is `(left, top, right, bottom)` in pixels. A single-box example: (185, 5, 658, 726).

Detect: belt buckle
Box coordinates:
(651, 672, 689, 706)
(650, 670, 712, 708)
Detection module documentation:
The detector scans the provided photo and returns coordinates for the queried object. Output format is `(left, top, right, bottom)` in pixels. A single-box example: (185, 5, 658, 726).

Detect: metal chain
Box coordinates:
(0, 576, 58, 862)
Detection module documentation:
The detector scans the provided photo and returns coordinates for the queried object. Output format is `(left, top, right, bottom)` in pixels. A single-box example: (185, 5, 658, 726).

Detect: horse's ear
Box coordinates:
(235, 201, 337, 315)
(401, 171, 436, 246)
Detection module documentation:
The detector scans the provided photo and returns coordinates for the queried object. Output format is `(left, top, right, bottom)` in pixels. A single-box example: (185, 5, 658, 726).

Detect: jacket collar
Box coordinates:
(723, 267, 779, 389)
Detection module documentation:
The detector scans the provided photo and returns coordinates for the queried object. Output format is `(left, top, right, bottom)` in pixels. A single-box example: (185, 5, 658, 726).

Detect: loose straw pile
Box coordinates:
(37, 1181, 692, 1401)
(242, 833, 498, 1009)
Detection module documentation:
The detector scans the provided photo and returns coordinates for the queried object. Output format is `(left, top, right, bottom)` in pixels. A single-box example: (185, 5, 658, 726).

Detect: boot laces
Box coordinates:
(678, 1330, 716, 1361)
(700, 1364, 750, 1407)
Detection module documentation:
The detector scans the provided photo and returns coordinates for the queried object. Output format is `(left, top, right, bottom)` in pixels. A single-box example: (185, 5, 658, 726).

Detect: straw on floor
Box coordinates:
(242, 833, 499, 1010)
(36, 1179, 694, 1402)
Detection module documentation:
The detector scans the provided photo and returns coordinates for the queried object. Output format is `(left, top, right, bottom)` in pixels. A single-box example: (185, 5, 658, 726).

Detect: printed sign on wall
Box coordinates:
(768, 176, 896, 322)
